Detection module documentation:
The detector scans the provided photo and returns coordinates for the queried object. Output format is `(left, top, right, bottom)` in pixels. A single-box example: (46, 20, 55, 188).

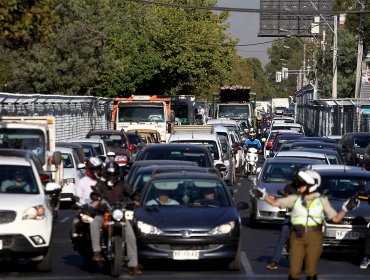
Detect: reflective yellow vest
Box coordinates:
(291, 196, 324, 226)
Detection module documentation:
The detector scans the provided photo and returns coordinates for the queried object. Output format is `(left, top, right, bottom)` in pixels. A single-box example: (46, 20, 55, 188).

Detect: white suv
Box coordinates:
(0, 149, 61, 271)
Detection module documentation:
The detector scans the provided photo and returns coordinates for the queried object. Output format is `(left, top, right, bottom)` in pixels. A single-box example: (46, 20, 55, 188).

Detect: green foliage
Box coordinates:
(1, 0, 268, 99)
(0, 0, 58, 49)
(316, 28, 357, 98)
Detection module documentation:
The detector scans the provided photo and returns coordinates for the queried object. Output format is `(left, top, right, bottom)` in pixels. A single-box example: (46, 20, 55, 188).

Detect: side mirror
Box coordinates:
(98, 155, 106, 162)
(215, 164, 227, 173)
(77, 163, 85, 169)
(52, 151, 62, 165)
(45, 182, 61, 193)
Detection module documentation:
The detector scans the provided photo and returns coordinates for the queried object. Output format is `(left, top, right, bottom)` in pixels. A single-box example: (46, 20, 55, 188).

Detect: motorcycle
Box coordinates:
(71, 198, 134, 277)
(244, 144, 259, 176)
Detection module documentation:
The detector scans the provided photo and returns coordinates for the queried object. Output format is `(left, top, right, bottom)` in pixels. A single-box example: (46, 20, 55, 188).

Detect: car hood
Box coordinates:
(257, 181, 288, 196)
(327, 198, 369, 218)
(0, 194, 45, 211)
(135, 206, 238, 229)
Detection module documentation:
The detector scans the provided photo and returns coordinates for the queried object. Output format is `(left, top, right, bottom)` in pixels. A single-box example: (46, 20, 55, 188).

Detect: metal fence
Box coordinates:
(295, 84, 370, 136)
(0, 92, 113, 141)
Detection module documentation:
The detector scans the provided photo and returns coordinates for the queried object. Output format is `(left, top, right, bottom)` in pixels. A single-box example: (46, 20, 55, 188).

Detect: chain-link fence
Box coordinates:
(295, 84, 370, 136)
(0, 92, 113, 141)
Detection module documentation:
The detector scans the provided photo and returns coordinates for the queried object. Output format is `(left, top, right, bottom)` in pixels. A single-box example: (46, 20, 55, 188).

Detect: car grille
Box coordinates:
(149, 244, 221, 251)
(334, 217, 369, 226)
(0, 211, 16, 224)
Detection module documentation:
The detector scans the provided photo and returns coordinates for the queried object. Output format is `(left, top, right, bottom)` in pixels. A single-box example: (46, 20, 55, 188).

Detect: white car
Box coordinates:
(0, 149, 61, 271)
(55, 146, 85, 202)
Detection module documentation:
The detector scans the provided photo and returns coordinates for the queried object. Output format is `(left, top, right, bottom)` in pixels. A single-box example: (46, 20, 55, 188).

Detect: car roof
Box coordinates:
(275, 151, 327, 159)
(264, 157, 324, 164)
(130, 159, 197, 168)
(289, 141, 339, 147)
(271, 123, 303, 127)
(149, 171, 221, 181)
(308, 164, 370, 176)
(145, 143, 210, 151)
(66, 138, 105, 144)
(87, 129, 125, 135)
(55, 146, 75, 153)
(169, 133, 218, 141)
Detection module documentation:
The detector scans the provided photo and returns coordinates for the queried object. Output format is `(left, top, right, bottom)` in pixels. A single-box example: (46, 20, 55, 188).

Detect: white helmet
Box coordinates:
(297, 170, 321, 193)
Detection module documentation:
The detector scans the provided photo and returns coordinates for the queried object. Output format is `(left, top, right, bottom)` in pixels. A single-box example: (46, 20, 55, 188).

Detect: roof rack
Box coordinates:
(172, 125, 214, 134)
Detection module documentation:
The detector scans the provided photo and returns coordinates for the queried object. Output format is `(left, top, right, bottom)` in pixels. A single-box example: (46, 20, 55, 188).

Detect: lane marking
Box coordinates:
(241, 251, 256, 279)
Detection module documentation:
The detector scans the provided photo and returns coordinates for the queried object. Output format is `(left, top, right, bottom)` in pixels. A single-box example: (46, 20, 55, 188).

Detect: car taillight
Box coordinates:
(266, 142, 273, 148)
(128, 145, 137, 151)
(40, 173, 50, 184)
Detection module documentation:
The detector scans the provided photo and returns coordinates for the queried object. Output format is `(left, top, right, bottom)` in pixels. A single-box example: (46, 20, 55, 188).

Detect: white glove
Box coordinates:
(342, 197, 360, 212)
(252, 187, 267, 200)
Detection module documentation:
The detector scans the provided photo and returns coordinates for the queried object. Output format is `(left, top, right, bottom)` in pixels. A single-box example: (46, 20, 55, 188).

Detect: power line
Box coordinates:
(131, 0, 370, 15)
(236, 40, 276, 47)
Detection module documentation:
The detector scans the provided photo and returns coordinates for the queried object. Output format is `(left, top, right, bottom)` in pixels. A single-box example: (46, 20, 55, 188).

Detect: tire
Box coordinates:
(228, 240, 241, 270)
(36, 246, 52, 272)
(111, 235, 123, 277)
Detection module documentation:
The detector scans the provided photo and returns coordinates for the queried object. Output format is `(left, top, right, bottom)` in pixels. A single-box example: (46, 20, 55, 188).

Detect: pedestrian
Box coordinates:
(360, 226, 370, 269)
(266, 182, 298, 270)
(253, 169, 360, 280)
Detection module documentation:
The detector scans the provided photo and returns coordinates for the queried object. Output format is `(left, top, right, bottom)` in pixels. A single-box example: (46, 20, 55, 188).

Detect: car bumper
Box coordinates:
(60, 183, 76, 201)
(253, 199, 287, 223)
(322, 224, 367, 253)
(137, 235, 239, 260)
(0, 234, 49, 259)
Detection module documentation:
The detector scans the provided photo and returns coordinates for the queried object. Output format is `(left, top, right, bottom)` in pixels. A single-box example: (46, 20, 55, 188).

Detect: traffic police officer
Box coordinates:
(253, 169, 360, 280)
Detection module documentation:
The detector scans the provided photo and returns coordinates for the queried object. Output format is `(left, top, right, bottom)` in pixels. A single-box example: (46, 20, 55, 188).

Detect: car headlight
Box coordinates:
(209, 221, 235, 235)
(137, 221, 163, 235)
(356, 153, 364, 160)
(22, 205, 46, 220)
(112, 209, 124, 221)
(63, 178, 75, 185)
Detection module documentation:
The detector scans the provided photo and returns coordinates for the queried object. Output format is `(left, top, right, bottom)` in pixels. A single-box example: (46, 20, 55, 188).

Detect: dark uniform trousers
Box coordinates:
(289, 230, 323, 280)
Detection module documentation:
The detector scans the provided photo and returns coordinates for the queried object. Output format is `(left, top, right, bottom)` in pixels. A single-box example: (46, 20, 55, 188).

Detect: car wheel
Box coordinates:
(228, 240, 241, 270)
(36, 246, 52, 272)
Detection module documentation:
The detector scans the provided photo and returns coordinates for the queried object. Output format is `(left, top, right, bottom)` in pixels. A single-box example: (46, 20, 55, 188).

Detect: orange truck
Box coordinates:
(112, 95, 174, 142)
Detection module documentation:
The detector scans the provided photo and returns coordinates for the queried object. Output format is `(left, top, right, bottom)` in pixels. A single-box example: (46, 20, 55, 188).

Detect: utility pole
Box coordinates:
(355, 2, 365, 99)
(332, 15, 338, 99)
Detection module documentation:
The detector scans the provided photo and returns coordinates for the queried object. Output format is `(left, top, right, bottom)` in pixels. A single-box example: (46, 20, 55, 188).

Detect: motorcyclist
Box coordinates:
(90, 161, 143, 275)
(75, 157, 103, 206)
(71, 157, 103, 237)
(244, 131, 262, 153)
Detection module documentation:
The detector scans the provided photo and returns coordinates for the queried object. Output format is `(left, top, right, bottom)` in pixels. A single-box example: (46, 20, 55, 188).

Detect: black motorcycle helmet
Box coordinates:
(103, 161, 121, 187)
(85, 157, 103, 179)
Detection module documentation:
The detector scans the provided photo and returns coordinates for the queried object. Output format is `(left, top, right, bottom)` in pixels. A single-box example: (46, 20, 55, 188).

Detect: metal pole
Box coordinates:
(355, 8, 365, 98)
(332, 15, 338, 99)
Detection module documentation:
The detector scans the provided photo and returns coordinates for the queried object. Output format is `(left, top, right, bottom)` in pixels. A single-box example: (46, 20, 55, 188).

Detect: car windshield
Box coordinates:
(318, 176, 370, 200)
(142, 178, 230, 207)
(262, 162, 313, 183)
(0, 165, 39, 194)
(0, 129, 46, 165)
(218, 104, 250, 119)
(169, 141, 219, 161)
(62, 153, 74, 168)
(142, 149, 211, 167)
(118, 106, 164, 122)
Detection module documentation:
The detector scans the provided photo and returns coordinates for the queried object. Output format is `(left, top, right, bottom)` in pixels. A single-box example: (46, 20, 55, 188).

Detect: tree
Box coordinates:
(316, 28, 357, 98)
(0, 0, 58, 49)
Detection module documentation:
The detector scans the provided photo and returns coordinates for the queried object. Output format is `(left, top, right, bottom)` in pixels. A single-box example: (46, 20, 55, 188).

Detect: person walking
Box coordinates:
(253, 169, 360, 280)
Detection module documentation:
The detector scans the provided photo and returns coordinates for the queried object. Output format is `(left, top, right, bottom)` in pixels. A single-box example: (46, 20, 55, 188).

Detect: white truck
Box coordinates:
(271, 98, 289, 115)
(0, 116, 63, 215)
(216, 86, 254, 128)
(112, 95, 174, 142)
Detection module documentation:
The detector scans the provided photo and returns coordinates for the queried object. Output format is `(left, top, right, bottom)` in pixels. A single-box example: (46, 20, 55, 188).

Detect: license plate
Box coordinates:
(0, 239, 2, 250)
(335, 230, 360, 240)
(173, 250, 199, 260)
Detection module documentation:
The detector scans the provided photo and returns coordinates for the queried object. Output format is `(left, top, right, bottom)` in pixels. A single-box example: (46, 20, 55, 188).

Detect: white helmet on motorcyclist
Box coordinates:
(249, 132, 256, 140)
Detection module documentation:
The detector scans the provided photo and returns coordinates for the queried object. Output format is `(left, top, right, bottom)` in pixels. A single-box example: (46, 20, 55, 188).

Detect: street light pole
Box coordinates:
(332, 15, 338, 99)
